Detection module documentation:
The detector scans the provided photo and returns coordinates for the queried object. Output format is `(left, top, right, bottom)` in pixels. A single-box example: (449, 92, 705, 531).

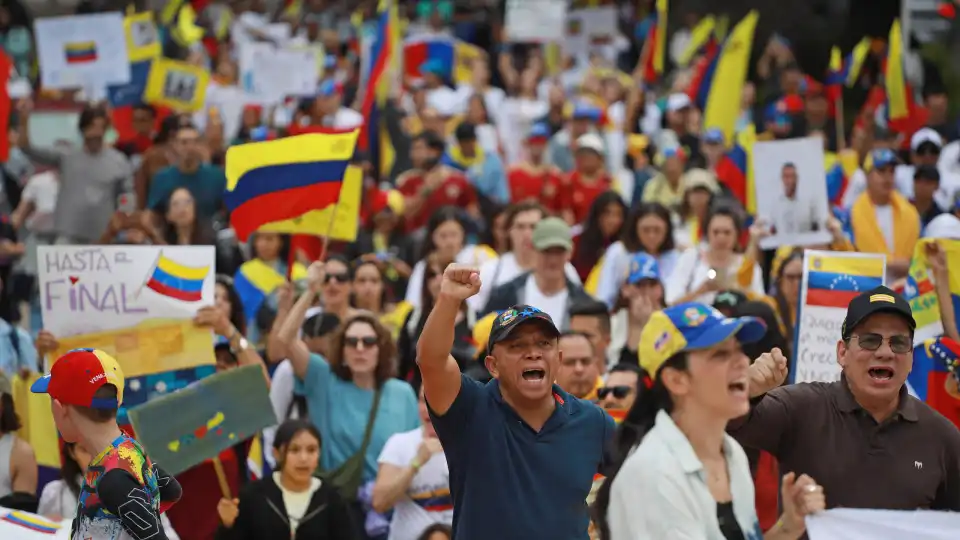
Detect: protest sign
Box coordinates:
(34, 13, 130, 89)
(792, 250, 885, 384)
(0, 508, 71, 539)
(37, 246, 216, 411)
(239, 42, 318, 104)
(124, 11, 161, 62)
(128, 365, 275, 476)
(143, 58, 210, 112)
(807, 507, 960, 539)
(506, 0, 566, 42)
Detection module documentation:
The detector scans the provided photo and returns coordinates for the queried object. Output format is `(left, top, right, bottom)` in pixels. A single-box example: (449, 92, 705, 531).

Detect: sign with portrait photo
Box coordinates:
(125, 11, 161, 62)
(143, 58, 210, 111)
(752, 137, 833, 249)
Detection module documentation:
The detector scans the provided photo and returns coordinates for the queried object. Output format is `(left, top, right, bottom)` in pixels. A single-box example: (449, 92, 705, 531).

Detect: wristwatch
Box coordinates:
(227, 328, 249, 354)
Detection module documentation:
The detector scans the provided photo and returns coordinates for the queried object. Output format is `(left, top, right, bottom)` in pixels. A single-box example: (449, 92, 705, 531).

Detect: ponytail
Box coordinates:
(592, 352, 688, 540)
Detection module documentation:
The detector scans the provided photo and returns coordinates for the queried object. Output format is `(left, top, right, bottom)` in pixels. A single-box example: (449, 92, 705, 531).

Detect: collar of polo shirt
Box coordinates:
(835, 373, 919, 422)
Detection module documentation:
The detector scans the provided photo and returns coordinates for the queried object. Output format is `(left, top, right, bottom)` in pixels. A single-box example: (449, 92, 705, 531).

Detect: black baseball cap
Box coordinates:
(487, 305, 560, 351)
(841, 285, 916, 340)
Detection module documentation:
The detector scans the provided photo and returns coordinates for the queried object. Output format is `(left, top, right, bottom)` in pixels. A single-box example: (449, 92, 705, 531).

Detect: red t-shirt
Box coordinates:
(507, 163, 563, 212)
(560, 171, 612, 224)
(397, 168, 477, 231)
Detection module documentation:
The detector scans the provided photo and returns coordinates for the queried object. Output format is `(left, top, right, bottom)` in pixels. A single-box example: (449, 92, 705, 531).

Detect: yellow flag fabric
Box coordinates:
(225, 131, 360, 192)
(653, 0, 668, 74)
(257, 166, 363, 242)
(885, 19, 908, 121)
(13, 373, 60, 468)
(124, 12, 161, 62)
(171, 4, 206, 46)
(678, 15, 716, 67)
(143, 59, 210, 112)
(846, 38, 871, 87)
(703, 10, 759, 149)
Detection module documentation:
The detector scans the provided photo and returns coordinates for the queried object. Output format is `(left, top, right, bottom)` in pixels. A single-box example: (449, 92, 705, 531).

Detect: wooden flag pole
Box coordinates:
(212, 456, 231, 499)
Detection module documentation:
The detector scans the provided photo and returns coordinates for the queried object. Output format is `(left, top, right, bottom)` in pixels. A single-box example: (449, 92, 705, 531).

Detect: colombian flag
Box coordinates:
(805, 254, 885, 309)
(677, 15, 716, 68)
(233, 259, 308, 321)
(64, 41, 98, 64)
(1, 510, 61, 533)
(699, 10, 759, 147)
(908, 337, 960, 429)
(224, 129, 360, 241)
(145, 253, 210, 302)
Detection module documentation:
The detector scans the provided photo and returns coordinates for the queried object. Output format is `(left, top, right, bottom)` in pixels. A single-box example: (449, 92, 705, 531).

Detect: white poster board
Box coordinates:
(752, 137, 832, 249)
(807, 508, 960, 539)
(0, 509, 71, 539)
(37, 245, 216, 377)
(506, 0, 567, 42)
(565, 7, 618, 56)
(240, 43, 319, 104)
(792, 250, 886, 384)
(34, 13, 130, 89)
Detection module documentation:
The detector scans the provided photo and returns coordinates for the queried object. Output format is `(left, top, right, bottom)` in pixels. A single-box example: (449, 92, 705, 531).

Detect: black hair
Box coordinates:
(621, 202, 676, 254)
(302, 313, 341, 338)
(78, 105, 108, 132)
(592, 353, 689, 540)
(215, 275, 247, 336)
(73, 384, 119, 423)
(60, 442, 84, 499)
(0, 392, 21, 433)
(559, 330, 595, 355)
(568, 298, 612, 335)
(351, 259, 391, 310)
(455, 121, 477, 142)
(417, 523, 453, 540)
(415, 130, 446, 152)
(155, 114, 183, 145)
(272, 419, 322, 468)
(914, 164, 940, 183)
(734, 301, 791, 364)
(773, 247, 804, 345)
(324, 254, 353, 278)
(782, 162, 796, 171)
(419, 206, 468, 260)
(700, 205, 744, 247)
(133, 104, 157, 117)
(502, 201, 548, 251)
(573, 191, 627, 273)
(608, 363, 643, 376)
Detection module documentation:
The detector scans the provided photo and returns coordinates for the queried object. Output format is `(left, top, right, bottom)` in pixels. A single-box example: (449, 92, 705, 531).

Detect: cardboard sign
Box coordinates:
(128, 365, 275, 476)
(143, 58, 210, 112)
(125, 12, 161, 62)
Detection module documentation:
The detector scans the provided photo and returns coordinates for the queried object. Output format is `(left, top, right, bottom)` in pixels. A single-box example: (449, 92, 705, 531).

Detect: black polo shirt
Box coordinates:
(428, 373, 615, 540)
(729, 375, 960, 510)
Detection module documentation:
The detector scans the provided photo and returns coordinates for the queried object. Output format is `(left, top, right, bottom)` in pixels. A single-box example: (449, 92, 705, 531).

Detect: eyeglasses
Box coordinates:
(849, 333, 913, 354)
(344, 336, 378, 349)
(597, 385, 633, 400)
(324, 272, 350, 284)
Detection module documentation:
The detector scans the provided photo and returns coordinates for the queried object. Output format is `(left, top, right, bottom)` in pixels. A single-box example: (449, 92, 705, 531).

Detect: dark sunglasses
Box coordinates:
(325, 272, 350, 284)
(344, 336, 378, 349)
(597, 385, 633, 400)
(849, 333, 913, 354)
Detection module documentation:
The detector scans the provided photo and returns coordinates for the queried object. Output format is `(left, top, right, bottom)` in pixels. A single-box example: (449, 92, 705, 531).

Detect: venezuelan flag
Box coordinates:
(359, 0, 395, 179)
(411, 488, 453, 512)
(145, 252, 209, 302)
(824, 152, 847, 206)
(699, 10, 759, 146)
(885, 19, 909, 121)
(677, 15, 716, 68)
(903, 239, 960, 341)
(233, 259, 308, 321)
(805, 254, 885, 309)
(907, 337, 960, 428)
(224, 129, 360, 241)
(64, 41, 98, 64)
(1, 510, 61, 533)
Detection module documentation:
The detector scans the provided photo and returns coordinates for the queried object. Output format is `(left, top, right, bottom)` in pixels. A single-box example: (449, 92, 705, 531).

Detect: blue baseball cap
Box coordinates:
(626, 253, 660, 284)
(572, 103, 602, 121)
(487, 305, 560, 351)
(317, 79, 339, 97)
(528, 123, 551, 140)
(702, 128, 724, 145)
(638, 303, 766, 377)
(870, 148, 898, 170)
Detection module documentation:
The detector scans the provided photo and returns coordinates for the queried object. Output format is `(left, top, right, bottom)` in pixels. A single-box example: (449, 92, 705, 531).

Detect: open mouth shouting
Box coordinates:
(522, 368, 546, 382)
(868, 366, 896, 384)
(727, 379, 748, 397)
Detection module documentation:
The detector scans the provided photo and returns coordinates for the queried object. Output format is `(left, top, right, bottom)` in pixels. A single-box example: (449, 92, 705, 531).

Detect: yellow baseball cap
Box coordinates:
(638, 303, 766, 377)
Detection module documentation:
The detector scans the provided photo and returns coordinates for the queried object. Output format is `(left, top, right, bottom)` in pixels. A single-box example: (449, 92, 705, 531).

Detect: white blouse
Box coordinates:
(665, 248, 764, 305)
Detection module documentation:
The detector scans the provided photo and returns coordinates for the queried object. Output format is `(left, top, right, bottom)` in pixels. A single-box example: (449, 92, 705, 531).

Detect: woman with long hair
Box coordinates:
(352, 259, 410, 341)
(666, 206, 764, 305)
(0, 374, 36, 502)
(674, 169, 720, 251)
(216, 419, 358, 539)
(161, 187, 243, 275)
(765, 248, 804, 348)
(594, 303, 825, 539)
(595, 203, 681, 308)
(573, 191, 627, 283)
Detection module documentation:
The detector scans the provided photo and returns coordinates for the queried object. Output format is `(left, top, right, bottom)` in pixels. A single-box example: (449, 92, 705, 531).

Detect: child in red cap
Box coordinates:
(31, 348, 182, 539)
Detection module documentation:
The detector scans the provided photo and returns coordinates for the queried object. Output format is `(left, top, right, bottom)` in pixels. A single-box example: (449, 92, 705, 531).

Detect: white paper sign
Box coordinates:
(34, 13, 130, 89)
(807, 508, 960, 539)
(0, 508, 71, 539)
(38, 245, 215, 337)
(506, 0, 567, 42)
(240, 43, 318, 104)
(193, 83, 251, 142)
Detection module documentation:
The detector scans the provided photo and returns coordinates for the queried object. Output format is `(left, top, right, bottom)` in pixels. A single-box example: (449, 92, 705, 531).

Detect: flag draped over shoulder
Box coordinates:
(224, 129, 360, 241)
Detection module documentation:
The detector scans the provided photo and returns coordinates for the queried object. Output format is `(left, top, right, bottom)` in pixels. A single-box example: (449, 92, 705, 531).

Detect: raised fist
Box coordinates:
(748, 347, 789, 398)
(439, 264, 481, 301)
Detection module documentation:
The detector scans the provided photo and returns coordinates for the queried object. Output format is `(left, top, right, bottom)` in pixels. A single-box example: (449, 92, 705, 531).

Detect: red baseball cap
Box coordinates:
(31, 348, 125, 409)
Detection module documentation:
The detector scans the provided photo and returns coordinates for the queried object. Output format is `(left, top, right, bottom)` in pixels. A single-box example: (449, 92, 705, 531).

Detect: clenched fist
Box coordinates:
(439, 264, 481, 301)
(748, 347, 789, 398)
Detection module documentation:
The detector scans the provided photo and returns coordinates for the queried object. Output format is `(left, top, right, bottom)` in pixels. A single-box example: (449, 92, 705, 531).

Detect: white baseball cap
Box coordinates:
(576, 133, 605, 155)
(667, 93, 693, 112)
(911, 128, 944, 152)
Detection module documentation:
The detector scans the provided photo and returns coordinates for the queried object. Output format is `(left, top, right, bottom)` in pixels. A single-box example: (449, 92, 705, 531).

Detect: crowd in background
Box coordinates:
(0, 0, 958, 539)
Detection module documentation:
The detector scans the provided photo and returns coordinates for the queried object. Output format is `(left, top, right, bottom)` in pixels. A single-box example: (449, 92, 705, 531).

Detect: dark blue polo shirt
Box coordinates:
(428, 374, 616, 539)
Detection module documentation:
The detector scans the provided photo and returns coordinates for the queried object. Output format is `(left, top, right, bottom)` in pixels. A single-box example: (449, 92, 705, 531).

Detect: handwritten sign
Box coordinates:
(38, 246, 216, 408)
(792, 250, 886, 384)
(128, 365, 275, 476)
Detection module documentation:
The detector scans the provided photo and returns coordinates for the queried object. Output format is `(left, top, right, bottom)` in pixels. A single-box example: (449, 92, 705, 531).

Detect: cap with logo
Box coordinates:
(31, 348, 125, 409)
(486, 305, 560, 352)
(625, 253, 660, 284)
(840, 285, 916, 340)
(532, 217, 573, 252)
(638, 303, 766, 377)
(869, 148, 898, 170)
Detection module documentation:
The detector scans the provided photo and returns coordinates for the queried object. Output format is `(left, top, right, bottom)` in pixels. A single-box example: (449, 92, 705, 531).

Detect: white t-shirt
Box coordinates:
(523, 277, 569, 325)
(665, 249, 764, 305)
(404, 245, 496, 309)
(21, 170, 59, 233)
(272, 472, 321, 535)
(264, 360, 300, 468)
(873, 204, 896, 252)
(377, 429, 453, 540)
(468, 252, 581, 312)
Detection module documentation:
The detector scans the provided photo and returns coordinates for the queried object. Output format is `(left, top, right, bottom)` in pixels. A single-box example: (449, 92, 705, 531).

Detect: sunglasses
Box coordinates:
(597, 385, 633, 400)
(344, 336, 378, 349)
(849, 333, 913, 354)
(325, 272, 350, 284)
